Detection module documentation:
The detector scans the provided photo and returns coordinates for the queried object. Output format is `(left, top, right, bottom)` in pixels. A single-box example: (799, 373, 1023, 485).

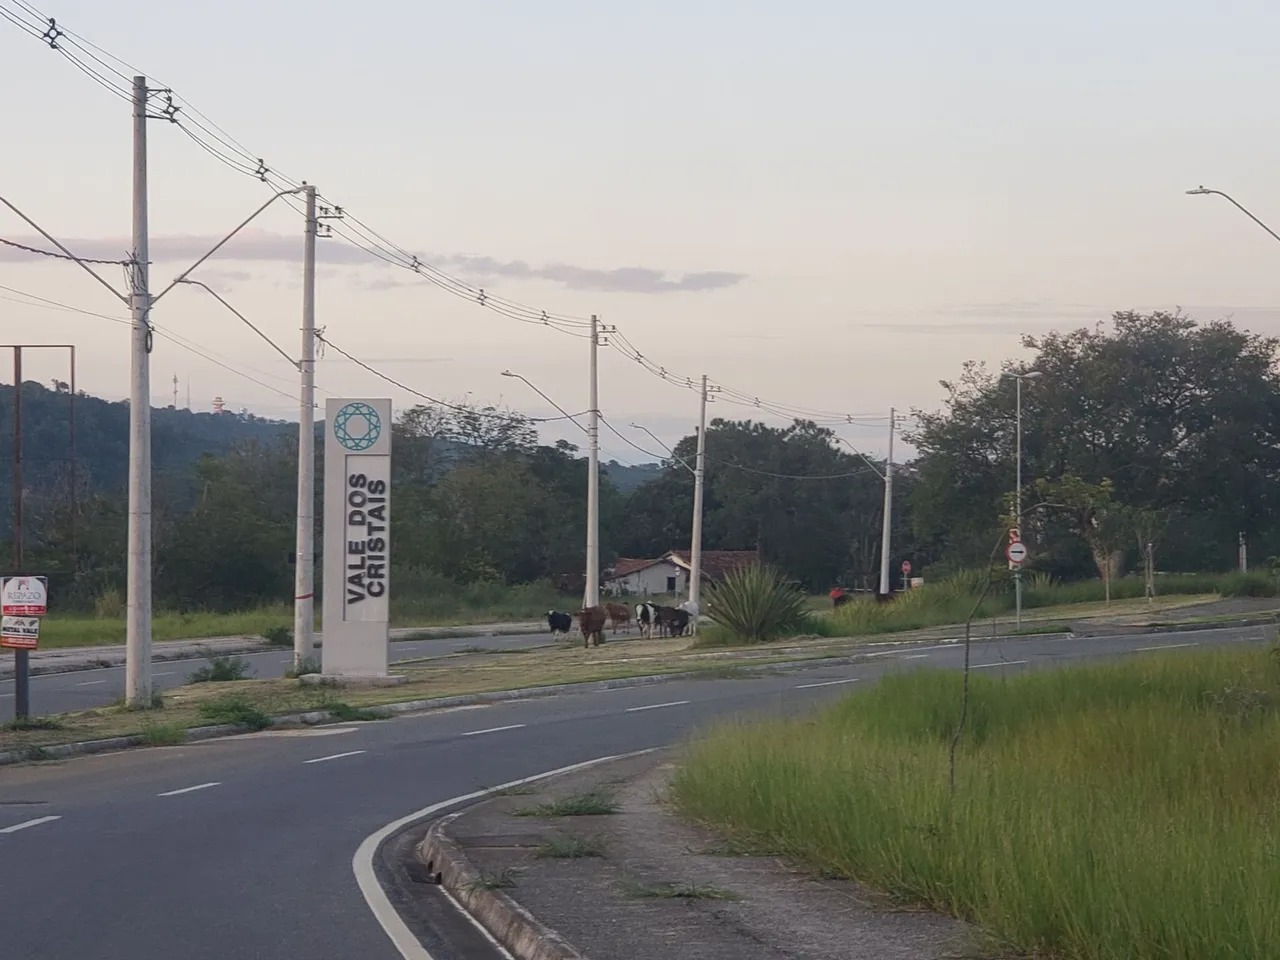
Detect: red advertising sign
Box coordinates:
(2, 576, 47, 617)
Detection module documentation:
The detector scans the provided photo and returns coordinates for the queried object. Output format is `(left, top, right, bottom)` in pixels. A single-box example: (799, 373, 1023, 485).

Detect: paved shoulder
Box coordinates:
(418, 752, 973, 960)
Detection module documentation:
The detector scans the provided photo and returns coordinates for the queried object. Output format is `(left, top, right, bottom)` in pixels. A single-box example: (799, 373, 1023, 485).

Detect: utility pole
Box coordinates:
(11, 348, 28, 719)
(878, 407, 894, 596)
(125, 75, 153, 708)
(293, 185, 318, 668)
(1239, 531, 1248, 573)
(585, 314, 600, 608)
(171, 374, 178, 409)
(688, 375, 708, 617)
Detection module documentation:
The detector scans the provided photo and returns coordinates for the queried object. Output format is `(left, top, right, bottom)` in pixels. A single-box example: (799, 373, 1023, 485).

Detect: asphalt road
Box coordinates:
(0, 630, 563, 721)
(0, 625, 1267, 960)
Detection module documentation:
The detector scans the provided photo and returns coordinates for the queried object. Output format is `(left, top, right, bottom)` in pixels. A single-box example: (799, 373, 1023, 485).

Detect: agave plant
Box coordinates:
(704, 564, 807, 644)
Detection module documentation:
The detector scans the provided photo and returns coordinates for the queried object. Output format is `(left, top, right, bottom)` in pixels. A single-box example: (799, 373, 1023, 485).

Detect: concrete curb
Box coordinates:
(419, 814, 585, 960)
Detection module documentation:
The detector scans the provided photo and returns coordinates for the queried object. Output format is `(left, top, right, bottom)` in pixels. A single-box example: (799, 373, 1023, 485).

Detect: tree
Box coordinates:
(911, 311, 1280, 575)
(1035, 476, 1129, 602)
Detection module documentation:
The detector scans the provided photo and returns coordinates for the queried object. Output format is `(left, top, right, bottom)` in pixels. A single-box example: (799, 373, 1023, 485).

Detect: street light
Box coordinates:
(1185, 186, 1280, 246)
(1002, 370, 1042, 629)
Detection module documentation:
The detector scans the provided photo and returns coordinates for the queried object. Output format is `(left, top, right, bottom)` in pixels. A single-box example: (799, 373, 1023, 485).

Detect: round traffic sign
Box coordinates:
(1006, 541, 1029, 564)
(901, 560, 912, 575)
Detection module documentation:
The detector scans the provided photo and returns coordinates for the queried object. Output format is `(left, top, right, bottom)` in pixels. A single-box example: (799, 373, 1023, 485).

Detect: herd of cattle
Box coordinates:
(546, 600, 698, 648)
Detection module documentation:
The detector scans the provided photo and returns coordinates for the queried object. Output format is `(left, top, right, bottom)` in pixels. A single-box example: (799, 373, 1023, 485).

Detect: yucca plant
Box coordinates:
(704, 564, 807, 644)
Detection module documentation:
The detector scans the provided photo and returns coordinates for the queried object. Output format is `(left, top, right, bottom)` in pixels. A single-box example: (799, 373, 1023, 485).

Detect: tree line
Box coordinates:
(3, 310, 1274, 613)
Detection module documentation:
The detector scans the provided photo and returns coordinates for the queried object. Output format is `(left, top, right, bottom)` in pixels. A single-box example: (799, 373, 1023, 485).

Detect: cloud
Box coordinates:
(1, 231, 746, 294)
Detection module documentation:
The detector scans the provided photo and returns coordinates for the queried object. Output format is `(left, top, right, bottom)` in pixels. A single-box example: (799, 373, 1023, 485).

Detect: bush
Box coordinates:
(139, 721, 187, 746)
(704, 564, 807, 644)
(261, 625, 293, 647)
(197, 695, 271, 730)
(186, 654, 252, 684)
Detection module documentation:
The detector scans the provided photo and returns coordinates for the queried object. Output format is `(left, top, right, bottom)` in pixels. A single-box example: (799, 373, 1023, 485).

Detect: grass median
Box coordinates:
(0, 633, 855, 755)
(672, 646, 1280, 960)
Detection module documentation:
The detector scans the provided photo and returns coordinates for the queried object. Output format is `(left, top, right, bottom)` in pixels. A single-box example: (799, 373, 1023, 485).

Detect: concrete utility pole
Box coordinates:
(125, 75, 153, 708)
(878, 407, 894, 596)
(1239, 531, 1248, 573)
(11, 348, 27, 718)
(293, 185, 318, 668)
(688, 375, 709, 610)
(585, 314, 601, 608)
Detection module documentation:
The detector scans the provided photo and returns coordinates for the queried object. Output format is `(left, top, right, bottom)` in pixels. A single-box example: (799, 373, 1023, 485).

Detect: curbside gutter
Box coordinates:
(419, 814, 585, 960)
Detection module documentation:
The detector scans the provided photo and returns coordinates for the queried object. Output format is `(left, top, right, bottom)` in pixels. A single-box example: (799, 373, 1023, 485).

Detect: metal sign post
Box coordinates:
(2, 576, 47, 719)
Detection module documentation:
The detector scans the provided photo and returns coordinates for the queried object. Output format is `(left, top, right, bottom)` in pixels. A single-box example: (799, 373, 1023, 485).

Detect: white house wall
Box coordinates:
(609, 561, 689, 596)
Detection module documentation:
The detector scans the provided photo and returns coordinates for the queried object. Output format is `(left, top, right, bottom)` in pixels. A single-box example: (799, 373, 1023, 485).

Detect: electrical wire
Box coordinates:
(317, 331, 587, 425)
(1, 235, 128, 265)
(3, 1, 898, 425)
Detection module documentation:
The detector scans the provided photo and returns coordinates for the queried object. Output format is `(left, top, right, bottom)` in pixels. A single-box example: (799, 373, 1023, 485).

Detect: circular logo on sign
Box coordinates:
(333, 402, 382, 452)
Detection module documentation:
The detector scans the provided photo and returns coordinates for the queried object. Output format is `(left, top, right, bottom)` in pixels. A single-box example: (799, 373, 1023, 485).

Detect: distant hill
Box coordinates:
(0, 380, 291, 504)
(602, 459, 664, 494)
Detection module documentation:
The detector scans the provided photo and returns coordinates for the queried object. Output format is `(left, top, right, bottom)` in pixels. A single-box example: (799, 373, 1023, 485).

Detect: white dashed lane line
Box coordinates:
(153, 671, 176, 678)
(1136, 642, 1198, 652)
(302, 750, 367, 764)
(971, 660, 1029, 669)
(899, 654, 930, 660)
(158, 782, 220, 797)
(75, 680, 107, 687)
(625, 700, 691, 713)
(794, 678, 861, 689)
(0, 815, 62, 834)
(460, 724, 526, 738)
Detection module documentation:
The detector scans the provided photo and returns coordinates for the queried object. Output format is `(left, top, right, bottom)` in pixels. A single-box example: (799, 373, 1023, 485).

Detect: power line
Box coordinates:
(1, 235, 128, 265)
(2, 1, 897, 425)
(316, 331, 587, 425)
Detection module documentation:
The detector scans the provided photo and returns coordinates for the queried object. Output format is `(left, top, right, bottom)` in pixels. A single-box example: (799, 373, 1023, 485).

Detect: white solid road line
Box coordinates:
(460, 724, 526, 737)
(0, 815, 62, 834)
(899, 654, 930, 660)
(303, 750, 367, 764)
(625, 700, 691, 713)
(157, 782, 220, 797)
(75, 679, 107, 686)
(353, 749, 658, 960)
(1136, 642, 1198, 652)
(794, 677, 861, 689)
(153, 671, 176, 678)
(972, 660, 1029, 669)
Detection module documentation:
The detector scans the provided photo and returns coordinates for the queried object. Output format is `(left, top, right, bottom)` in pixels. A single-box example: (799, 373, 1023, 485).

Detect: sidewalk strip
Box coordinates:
(158, 782, 220, 797)
(0, 815, 61, 834)
(461, 724, 526, 737)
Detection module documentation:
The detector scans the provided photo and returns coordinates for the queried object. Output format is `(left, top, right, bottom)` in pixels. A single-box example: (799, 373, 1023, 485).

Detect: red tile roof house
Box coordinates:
(603, 550, 758, 597)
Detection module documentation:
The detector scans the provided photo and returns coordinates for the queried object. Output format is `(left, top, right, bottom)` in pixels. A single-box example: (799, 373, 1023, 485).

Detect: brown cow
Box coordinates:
(604, 602, 632, 634)
(576, 606, 608, 648)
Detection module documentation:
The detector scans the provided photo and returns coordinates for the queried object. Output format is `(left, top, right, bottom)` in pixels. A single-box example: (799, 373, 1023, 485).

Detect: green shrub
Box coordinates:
(261, 625, 293, 647)
(197, 695, 271, 730)
(704, 564, 807, 644)
(186, 654, 252, 684)
(139, 721, 187, 746)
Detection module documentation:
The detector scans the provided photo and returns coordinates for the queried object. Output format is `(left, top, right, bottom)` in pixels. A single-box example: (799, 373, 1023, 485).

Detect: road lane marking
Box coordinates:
(354, 748, 658, 960)
(0, 692, 12, 699)
(75, 680, 107, 686)
(158, 782, 220, 797)
(1136, 642, 1198, 652)
(153, 671, 176, 678)
(460, 723, 526, 737)
(0, 815, 62, 834)
(625, 700, 690, 713)
(794, 678, 861, 689)
(899, 654, 930, 660)
(972, 660, 1028, 669)
(303, 750, 367, 764)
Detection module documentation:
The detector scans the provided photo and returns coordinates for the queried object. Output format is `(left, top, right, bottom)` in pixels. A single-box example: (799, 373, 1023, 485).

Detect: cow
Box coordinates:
(635, 602, 655, 639)
(576, 606, 608, 648)
(604, 602, 633, 634)
(653, 605, 690, 638)
(679, 599, 700, 635)
(833, 593, 852, 608)
(547, 610, 573, 637)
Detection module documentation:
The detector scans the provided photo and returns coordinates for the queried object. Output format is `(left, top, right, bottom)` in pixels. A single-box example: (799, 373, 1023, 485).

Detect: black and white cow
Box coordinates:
(635, 602, 655, 639)
(547, 610, 573, 637)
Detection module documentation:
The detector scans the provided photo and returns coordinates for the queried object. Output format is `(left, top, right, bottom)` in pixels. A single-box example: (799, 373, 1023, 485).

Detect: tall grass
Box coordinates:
(827, 569, 1277, 637)
(673, 648, 1280, 959)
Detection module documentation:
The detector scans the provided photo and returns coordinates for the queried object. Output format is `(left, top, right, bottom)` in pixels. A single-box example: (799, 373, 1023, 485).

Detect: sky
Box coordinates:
(4, 0, 1280, 465)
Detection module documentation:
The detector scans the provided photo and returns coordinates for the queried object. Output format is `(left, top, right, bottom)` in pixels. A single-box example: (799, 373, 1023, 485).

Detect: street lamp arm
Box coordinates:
(500, 370, 591, 438)
(834, 436, 886, 480)
(0, 194, 128, 304)
(151, 188, 304, 304)
(1186, 186, 1280, 247)
(629, 422, 695, 475)
(175, 279, 299, 370)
